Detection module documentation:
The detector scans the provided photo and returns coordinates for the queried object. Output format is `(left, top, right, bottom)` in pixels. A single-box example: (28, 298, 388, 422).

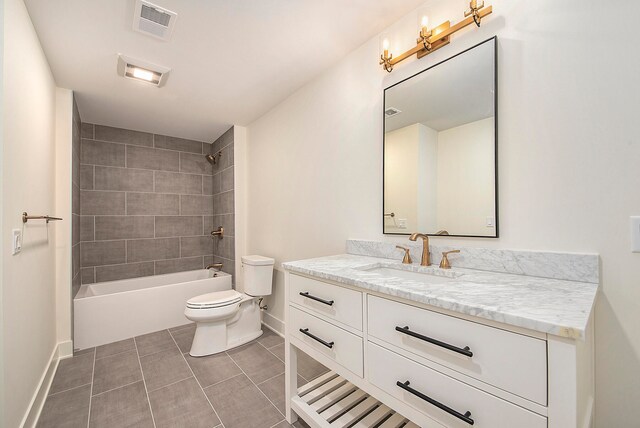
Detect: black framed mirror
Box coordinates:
(383, 37, 498, 238)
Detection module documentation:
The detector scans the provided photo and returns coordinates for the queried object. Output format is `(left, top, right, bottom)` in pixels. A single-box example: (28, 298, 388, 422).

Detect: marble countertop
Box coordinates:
(282, 254, 599, 339)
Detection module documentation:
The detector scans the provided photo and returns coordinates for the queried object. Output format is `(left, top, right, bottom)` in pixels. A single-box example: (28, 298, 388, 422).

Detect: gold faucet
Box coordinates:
(439, 250, 460, 269)
(396, 246, 412, 264)
(409, 233, 431, 266)
(206, 263, 223, 271)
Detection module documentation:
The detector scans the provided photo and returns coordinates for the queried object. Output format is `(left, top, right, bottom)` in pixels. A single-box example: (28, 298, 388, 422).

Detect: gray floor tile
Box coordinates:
(155, 410, 221, 428)
(136, 330, 177, 357)
(257, 373, 307, 414)
(89, 381, 154, 428)
(49, 353, 94, 395)
(227, 342, 284, 384)
(92, 350, 142, 395)
(271, 421, 311, 428)
(148, 377, 219, 428)
(184, 352, 242, 388)
(95, 338, 135, 359)
(169, 323, 195, 333)
(295, 349, 330, 382)
(37, 384, 91, 428)
(269, 342, 285, 361)
(204, 374, 283, 428)
(170, 324, 196, 353)
(140, 347, 192, 392)
(74, 347, 95, 357)
(257, 373, 287, 415)
(258, 328, 284, 348)
(267, 344, 329, 384)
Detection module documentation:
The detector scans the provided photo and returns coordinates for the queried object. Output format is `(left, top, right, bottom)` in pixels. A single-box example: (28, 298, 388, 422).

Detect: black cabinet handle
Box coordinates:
(299, 328, 334, 349)
(395, 326, 473, 357)
(397, 380, 474, 425)
(299, 292, 334, 306)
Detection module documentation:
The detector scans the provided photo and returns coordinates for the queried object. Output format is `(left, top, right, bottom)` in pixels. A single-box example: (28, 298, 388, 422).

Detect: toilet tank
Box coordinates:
(241, 255, 275, 297)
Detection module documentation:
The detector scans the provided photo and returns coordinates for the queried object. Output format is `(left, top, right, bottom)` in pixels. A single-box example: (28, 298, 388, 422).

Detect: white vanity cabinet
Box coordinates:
(284, 271, 595, 428)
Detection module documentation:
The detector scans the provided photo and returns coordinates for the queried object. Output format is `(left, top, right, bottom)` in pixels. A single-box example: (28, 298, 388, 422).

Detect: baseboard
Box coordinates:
(20, 342, 69, 428)
(262, 311, 284, 336)
(581, 396, 594, 428)
(58, 340, 73, 359)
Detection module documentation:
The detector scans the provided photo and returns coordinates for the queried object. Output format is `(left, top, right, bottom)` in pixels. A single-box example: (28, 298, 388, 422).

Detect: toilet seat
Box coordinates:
(186, 289, 243, 309)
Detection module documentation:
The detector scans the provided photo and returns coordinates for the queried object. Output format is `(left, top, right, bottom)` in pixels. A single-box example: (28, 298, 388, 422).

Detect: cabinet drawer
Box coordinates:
(290, 274, 362, 330)
(289, 306, 363, 377)
(368, 342, 547, 428)
(368, 295, 547, 405)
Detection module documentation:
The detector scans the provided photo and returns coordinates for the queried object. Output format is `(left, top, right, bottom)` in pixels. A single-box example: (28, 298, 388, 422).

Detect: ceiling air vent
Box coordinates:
(385, 107, 402, 117)
(133, 0, 177, 41)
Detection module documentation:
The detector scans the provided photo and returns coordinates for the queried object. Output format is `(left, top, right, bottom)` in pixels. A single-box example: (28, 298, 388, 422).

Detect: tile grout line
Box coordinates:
(86, 348, 97, 428)
(224, 345, 288, 420)
(168, 329, 227, 428)
(133, 337, 158, 428)
(47, 381, 93, 398)
(261, 341, 312, 385)
(90, 378, 145, 398)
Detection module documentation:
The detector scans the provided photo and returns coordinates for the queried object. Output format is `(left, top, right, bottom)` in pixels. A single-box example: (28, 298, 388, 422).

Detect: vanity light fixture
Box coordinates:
(379, 1, 493, 73)
(117, 54, 171, 87)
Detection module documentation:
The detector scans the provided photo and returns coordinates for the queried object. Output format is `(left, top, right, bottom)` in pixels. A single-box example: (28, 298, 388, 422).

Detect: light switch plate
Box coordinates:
(12, 229, 22, 255)
(631, 217, 640, 253)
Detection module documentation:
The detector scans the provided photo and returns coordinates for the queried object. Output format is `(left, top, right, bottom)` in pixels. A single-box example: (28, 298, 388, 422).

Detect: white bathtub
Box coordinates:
(74, 270, 232, 350)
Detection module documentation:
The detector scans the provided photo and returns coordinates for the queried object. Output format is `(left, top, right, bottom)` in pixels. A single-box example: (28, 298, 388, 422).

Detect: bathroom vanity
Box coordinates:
(283, 241, 598, 428)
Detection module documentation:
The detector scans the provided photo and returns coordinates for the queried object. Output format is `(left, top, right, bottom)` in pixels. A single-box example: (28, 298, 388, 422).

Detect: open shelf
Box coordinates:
(292, 372, 419, 428)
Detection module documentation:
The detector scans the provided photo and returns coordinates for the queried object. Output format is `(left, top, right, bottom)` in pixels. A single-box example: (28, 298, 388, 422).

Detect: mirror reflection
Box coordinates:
(383, 37, 497, 237)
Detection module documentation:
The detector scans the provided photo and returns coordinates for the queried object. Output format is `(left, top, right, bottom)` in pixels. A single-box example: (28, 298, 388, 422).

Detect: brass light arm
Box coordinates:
(382, 4, 493, 72)
(430, 6, 492, 44)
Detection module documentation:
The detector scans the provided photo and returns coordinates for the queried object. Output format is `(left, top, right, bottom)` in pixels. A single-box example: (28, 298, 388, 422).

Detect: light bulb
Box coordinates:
(132, 68, 154, 81)
(382, 38, 390, 51)
(421, 15, 429, 30)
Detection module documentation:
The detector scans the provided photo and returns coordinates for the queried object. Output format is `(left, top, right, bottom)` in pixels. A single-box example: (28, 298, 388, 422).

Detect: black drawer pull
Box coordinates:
(299, 292, 334, 306)
(299, 328, 334, 349)
(397, 380, 474, 425)
(395, 326, 473, 358)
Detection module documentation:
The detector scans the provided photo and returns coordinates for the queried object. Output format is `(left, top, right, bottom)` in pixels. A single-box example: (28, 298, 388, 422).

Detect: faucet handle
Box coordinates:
(439, 250, 460, 269)
(396, 246, 412, 264)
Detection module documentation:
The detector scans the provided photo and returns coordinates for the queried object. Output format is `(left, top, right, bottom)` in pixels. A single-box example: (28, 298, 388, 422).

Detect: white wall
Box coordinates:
(384, 123, 438, 233)
(0, 0, 5, 419)
(384, 124, 420, 231)
(246, 0, 640, 425)
(2, 0, 59, 425)
(436, 117, 495, 235)
(54, 88, 73, 355)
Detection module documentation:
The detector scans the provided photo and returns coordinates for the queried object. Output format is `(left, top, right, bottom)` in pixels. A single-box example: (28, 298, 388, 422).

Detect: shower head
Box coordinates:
(205, 151, 222, 165)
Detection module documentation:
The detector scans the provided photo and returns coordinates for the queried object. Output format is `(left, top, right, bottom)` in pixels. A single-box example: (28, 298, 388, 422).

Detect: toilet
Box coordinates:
(184, 255, 275, 357)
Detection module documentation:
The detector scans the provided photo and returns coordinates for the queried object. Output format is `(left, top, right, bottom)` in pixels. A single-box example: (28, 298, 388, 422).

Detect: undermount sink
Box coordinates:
(363, 266, 461, 284)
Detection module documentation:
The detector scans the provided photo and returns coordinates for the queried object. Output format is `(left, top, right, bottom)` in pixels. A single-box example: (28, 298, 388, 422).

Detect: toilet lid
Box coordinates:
(186, 290, 243, 309)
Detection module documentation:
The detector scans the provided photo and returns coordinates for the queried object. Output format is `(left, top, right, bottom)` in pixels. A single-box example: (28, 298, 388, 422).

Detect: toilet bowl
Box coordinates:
(184, 255, 275, 357)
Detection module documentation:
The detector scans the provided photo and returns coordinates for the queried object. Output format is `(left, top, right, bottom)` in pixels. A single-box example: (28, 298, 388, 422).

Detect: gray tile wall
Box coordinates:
(72, 98, 81, 297)
(79, 124, 215, 284)
(209, 127, 235, 280)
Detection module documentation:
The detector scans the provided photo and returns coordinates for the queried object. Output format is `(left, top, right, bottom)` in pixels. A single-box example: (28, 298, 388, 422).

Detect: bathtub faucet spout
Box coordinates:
(206, 263, 223, 271)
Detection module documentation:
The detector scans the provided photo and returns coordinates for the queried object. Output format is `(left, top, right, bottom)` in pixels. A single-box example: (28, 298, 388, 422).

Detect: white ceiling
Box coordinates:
(385, 38, 495, 133)
(24, 0, 427, 142)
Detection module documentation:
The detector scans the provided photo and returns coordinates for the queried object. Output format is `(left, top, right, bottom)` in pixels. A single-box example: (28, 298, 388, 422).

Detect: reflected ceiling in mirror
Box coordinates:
(383, 37, 497, 237)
